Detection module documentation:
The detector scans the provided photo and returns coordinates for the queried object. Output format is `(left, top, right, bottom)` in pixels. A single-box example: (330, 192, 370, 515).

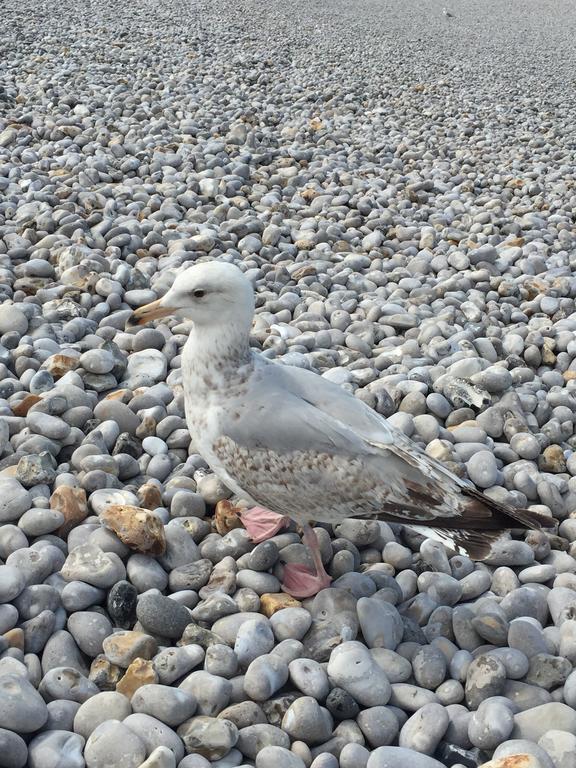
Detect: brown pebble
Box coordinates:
(44, 354, 78, 378)
(100, 504, 166, 555)
(12, 393, 42, 416)
(89, 655, 123, 690)
(51, 486, 88, 537)
(138, 483, 163, 511)
(260, 593, 302, 617)
(214, 500, 243, 535)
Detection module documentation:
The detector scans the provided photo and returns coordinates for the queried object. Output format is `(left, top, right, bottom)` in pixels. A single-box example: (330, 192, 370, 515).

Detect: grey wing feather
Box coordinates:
(221, 365, 379, 457)
(265, 362, 396, 446)
(215, 360, 473, 523)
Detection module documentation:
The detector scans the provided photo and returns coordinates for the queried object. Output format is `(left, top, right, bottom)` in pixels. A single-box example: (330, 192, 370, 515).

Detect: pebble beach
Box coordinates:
(2, 0, 576, 766)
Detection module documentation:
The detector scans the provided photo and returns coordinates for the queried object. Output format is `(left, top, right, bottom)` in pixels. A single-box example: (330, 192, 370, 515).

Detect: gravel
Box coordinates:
(1, 0, 576, 765)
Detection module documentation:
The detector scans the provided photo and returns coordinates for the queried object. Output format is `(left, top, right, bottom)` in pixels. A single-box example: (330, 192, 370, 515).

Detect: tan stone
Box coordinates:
(102, 630, 158, 667)
(564, 371, 576, 381)
(136, 415, 157, 439)
(540, 444, 566, 473)
(89, 655, 123, 690)
(138, 483, 163, 511)
(104, 388, 133, 403)
(44, 354, 78, 379)
(214, 500, 243, 536)
(51, 486, 88, 537)
(291, 265, 317, 280)
(11, 393, 42, 416)
(260, 593, 302, 617)
(100, 504, 166, 555)
(3, 628, 24, 651)
(116, 658, 158, 698)
(300, 188, 319, 201)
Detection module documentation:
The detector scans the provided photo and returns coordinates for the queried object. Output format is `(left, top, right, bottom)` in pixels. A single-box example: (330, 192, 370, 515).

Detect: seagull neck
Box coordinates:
(184, 323, 253, 390)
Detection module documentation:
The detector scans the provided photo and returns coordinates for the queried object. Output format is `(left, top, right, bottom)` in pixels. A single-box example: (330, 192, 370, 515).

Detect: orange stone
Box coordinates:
(44, 354, 78, 379)
(12, 393, 42, 416)
(260, 593, 302, 617)
(564, 371, 576, 381)
(100, 504, 166, 555)
(115, 658, 157, 698)
(214, 500, 244, 536)
(138, 483, 163, 511)
(51, 486, 88, 537)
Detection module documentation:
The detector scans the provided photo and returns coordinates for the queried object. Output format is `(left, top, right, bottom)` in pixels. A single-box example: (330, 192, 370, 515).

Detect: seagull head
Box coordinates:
(126, 261, 255, 329)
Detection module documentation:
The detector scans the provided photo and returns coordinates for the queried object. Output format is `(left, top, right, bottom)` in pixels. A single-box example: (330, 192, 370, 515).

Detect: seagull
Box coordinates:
(443, 7, 454, 16)
(128, 262, 553, 598)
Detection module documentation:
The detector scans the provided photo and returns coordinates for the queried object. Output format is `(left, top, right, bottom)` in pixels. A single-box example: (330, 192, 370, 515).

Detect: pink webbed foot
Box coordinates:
(281, 523, 332, 598)
(282, 563, 332, 599)
(239, 507, 289, 543)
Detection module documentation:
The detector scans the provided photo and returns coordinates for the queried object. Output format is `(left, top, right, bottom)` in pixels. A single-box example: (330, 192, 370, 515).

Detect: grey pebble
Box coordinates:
(255, 746, 306, 768)
(179, 670, 231, 716)
(237, 723, 290, 759)
(0, 674, 48, 733)
(136, 592, 191, 639)
(123, 712, 185, 763)
(281, 696, 333, 745)
(0, 728, 27, 768)
(67, 611, 113, 657)
(84, 719, 146, 768)
(39, 666, 99, 703)
(243, 654, 289, 702)
(73, 691, 132, 739)
(132, 684, 197, 726)
(398, 703, 449, 755)
(27, 730, 85, 768)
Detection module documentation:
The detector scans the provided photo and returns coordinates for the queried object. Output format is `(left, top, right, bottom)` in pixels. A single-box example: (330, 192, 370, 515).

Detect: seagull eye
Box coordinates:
(193, 289, 205, 298)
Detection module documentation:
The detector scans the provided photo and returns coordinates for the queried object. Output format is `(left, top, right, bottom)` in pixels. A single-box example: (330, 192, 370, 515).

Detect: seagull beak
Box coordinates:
(126, 300, 175, 329)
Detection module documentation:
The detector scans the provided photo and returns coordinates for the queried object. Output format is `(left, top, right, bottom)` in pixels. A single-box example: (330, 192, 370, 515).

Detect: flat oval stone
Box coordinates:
(73, 692, 132, 739)
(67, 611, 113, 657)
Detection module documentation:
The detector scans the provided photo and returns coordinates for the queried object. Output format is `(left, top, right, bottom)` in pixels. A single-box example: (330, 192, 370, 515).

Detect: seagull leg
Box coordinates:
(239, 507, 290, 543)
(282, 524, 332, 599)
